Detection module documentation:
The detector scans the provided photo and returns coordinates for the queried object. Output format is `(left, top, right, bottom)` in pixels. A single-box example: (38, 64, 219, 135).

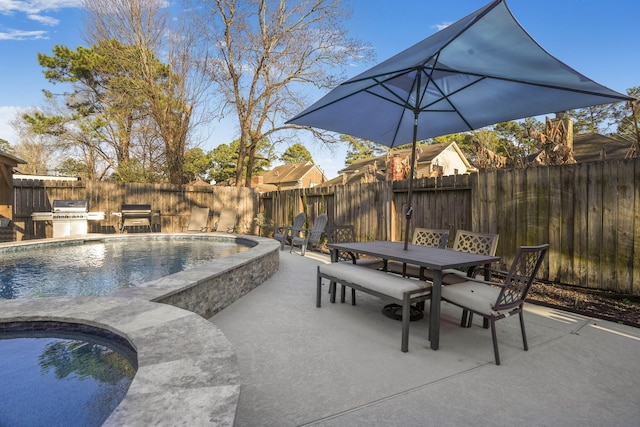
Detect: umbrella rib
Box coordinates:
(420, 69, 483, 130)
(288, 68, 420, 123)
(428, 65, 631, 101)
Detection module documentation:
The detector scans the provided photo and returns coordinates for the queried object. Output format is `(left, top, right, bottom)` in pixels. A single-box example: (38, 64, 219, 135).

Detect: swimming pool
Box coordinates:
(0, 234, 280, 425)
(0, 235, 250, 300)
(0, 322, 137, 426)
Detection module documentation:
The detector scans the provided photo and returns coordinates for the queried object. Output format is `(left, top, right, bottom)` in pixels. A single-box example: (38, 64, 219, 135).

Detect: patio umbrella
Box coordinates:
(286, 0, 633, 249)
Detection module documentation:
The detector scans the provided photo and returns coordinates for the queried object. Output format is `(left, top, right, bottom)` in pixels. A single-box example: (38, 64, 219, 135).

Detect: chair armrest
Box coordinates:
(274, 225, 291, 234)
(297, 227, 311, 236)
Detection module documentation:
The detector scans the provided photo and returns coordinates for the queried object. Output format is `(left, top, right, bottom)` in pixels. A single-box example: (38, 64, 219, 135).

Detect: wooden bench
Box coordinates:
(316, 262, 431, 352)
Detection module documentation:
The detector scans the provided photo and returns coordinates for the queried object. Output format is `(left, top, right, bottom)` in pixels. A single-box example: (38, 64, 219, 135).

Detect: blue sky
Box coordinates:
(0, 0, 637, 178)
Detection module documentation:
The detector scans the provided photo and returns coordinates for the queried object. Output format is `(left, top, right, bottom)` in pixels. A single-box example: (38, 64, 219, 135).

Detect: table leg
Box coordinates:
(329, 248, 337, 303)
(429, 270, 443, 350)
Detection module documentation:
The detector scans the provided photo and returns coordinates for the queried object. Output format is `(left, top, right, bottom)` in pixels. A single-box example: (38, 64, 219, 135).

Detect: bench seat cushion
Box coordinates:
(319, 262, 431, 301)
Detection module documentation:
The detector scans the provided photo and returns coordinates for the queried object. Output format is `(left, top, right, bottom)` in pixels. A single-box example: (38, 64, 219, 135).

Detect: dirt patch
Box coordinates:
(527, 282, 640, 328)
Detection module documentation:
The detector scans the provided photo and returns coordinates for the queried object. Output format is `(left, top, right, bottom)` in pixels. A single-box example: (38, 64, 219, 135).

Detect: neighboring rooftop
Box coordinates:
(572, 133, 636, 162)
(321, 142, 475, 187)
(253, 161, 327, 191)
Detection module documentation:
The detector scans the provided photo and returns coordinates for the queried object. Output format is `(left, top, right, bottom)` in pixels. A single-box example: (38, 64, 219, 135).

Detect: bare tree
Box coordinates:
(83, 0, 211, 184)
(9, 114, 50, 175)
(191, 0, 372, 187)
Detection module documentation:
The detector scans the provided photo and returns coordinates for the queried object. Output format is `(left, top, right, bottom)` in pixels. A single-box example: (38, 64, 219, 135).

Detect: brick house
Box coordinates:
(320, 142, 475, 187)
(253, 161, 327, 191)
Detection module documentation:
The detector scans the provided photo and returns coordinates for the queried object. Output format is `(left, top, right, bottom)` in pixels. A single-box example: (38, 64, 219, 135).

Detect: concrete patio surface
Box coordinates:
(211, 250, 640, 427)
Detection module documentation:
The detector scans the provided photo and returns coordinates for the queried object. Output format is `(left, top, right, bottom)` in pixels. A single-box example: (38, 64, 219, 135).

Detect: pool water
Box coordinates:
(0, 330, 136, 426)
(0, 237, 249, 299)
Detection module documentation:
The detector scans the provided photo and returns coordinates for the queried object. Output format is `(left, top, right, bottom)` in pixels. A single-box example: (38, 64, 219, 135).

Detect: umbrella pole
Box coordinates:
(403, 112, 419, 250)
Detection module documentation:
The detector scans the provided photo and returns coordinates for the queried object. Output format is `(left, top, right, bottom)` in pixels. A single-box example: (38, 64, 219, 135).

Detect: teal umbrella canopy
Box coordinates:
(287, 0, 633, 248)
(288, 0, 630, 146)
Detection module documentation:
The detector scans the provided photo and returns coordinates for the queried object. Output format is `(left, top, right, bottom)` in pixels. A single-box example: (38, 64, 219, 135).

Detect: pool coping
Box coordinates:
(0, 233, 281, 426)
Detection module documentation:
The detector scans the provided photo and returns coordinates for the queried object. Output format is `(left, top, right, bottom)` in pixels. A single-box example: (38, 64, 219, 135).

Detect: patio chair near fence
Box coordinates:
(386, 228, 449, 278)
(290, 213, 328, 256)
(215, 208, 237, 233)
(274, 212, 306, 251)
(441, 243, 549, 365)
(184, 207, 210, 232)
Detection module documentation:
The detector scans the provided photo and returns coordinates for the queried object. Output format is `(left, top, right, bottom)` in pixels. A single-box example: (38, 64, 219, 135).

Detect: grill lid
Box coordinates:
(52, 200, 89, 212)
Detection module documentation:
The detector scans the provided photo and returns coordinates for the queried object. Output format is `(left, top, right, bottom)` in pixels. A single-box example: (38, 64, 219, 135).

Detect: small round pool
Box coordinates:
(0, 322, 137, 426)
(0, 235, 251, 300)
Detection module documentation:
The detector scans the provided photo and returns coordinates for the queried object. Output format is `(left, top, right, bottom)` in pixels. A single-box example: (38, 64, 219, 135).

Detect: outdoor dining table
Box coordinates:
(326, 240, 500, 350)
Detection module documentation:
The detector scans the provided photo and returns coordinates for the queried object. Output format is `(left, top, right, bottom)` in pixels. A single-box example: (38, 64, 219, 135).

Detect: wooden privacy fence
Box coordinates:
(10, 157, 640, 295)
(471, 158, 640, 296)
(13, 180, 259, 238)
(260, 174, 472, 242)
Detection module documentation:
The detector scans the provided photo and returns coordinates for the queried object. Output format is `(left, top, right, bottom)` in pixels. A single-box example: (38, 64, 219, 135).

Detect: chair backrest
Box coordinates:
(326, 225, 355, 244)
(216, 208, 237, 232)
(187, 207, 210, 232)
(291, 212, 306, 236)
(326, 225, 356, 262)
(412, 228, 449, 249)
(452, 230, 499, 256)
(307, 214, 328, 244)
(494, 244, 549, 312)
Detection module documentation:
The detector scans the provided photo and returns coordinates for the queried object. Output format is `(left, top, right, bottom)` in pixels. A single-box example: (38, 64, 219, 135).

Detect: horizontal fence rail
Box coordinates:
(10, 157, 640, 295)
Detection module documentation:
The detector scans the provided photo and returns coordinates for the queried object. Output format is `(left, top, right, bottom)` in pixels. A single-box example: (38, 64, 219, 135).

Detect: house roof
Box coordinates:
(572, 133, 634, 163)
(0, 150, 26, 167)
(320, 142, 471, 187)
(259, 161, 326, 186)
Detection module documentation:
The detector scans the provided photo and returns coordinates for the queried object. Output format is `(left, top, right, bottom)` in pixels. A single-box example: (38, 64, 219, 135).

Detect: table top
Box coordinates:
(327, 240, 500, 271)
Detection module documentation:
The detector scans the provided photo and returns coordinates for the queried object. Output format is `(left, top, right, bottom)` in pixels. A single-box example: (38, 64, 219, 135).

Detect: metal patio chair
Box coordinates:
(441, 244, 549, 365)
(274, 212, 306, 251)
(184, 207, 210, 232)
(386, 228, 449, 278)
(424, 230, 500, 284)
(290, 213, 328, 256)
(215, 208, 237, 233)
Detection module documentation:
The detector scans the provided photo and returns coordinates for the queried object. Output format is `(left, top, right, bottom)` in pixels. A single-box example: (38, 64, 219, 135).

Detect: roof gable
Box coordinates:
(572, 133, 633, 162)
(321, 142, 471, 187)
(259, 162, 326, 186)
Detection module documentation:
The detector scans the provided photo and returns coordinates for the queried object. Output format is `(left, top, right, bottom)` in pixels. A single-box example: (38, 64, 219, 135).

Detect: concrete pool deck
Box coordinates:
(212, 250, 640, 426)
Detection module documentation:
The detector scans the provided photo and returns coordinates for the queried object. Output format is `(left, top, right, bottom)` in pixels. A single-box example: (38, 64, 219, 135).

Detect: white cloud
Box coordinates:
(0, 106, 24, 144)
(27, 13, 59, 26)
(0, 28, 46, 40)
(0, 0, 81, 41)
(0, 1, 82, 14)
(0, 0, 80, 30)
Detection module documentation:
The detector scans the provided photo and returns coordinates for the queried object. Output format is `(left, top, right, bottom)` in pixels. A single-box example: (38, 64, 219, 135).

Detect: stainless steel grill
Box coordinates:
(31, 200, 105, 238)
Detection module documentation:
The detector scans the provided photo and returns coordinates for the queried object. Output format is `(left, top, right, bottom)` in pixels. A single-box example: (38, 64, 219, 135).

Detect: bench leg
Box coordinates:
(401, 294, 410, 352)
(330, 281, 336, 303)
(338, 285, 356, 305)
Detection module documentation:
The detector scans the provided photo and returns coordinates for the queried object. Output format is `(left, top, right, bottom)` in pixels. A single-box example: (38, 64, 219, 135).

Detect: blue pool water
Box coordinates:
(0, 236, 249, 299)
(0, 327, 136, 426)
